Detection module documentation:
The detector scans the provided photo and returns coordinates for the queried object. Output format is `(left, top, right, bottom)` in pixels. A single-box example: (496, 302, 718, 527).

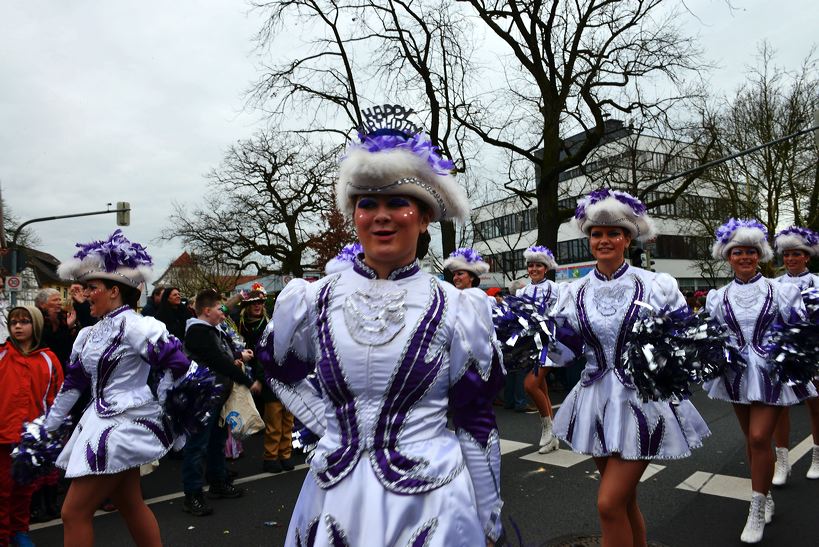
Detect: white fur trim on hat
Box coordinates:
(336, 145, 469, 223)
(57, 260, 152, 289)
(443, 256, 489, 277)
(572, 191, 657, 242)
(523, 246, 558, 271)
(711, 222, 773, 262)
(774, 227, 819, 257)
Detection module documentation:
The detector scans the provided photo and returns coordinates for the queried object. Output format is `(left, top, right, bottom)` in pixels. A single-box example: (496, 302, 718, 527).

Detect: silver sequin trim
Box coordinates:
(349, 177, 447, 218)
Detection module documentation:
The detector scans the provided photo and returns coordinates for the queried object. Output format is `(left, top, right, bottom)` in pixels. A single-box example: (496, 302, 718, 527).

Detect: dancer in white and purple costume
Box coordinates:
(549, 189, 709, 546)
(704, 219, 815, 543)
(44, 231, 193, 546)
(258, 110, 504, 547)
(517, 245, 562, 454)
(770, 226, 819, 484)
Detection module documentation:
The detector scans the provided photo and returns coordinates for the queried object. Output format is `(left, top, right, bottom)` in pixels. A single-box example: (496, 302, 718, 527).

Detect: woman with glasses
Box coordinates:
(704, 219, 815, 543)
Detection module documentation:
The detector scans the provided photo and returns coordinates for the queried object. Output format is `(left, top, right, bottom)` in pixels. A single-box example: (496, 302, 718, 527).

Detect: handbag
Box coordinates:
(219, 383, 264, 439)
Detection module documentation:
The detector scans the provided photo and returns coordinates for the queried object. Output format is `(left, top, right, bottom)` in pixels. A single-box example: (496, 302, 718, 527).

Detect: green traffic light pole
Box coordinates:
(8, 204, 130, 306)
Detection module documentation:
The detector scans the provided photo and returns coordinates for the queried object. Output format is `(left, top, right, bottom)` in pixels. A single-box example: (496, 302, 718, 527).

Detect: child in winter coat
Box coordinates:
(0, 306, 63, 547)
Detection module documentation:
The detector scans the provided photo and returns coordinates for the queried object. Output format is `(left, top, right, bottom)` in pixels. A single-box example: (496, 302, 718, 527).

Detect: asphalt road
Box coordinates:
(29, 387, 819, 546)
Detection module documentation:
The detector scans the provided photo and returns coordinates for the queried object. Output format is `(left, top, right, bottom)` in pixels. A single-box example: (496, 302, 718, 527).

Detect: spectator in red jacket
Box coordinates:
(0, 305, 63, 547)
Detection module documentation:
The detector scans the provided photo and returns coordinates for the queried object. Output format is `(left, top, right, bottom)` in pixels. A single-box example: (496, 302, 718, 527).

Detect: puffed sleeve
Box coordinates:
(448, 287, 505, 542)
(138, 316, 192, 405)
(705, 289, 721, 318)
(776, 282, 807, 323)
(648, 273, 687, 312)
(548, 282, 584, 366)
(45, 328, 92, 431)
(257, 279, 326, 437)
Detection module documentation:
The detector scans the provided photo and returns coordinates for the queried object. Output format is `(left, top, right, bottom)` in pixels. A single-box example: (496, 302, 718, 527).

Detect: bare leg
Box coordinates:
(109, 468, 162, 547)
(524, 367, 552, 417)
(773, 408, 790, 448)
(61, 474, 124, 547)
(746, 404, 783, 494)
(733, 404, 751, 465)
(594, 455, 650, 547)
(808, 381, 819, 444)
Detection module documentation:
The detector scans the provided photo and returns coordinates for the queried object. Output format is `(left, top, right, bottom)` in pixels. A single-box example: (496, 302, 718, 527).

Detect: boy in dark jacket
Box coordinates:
(180, 289, 261, 516)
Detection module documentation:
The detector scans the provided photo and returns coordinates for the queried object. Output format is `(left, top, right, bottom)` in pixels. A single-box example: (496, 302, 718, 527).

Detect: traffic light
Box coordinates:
(630, 248, 644, 267)
(641, 252, 656, 272)
(116, 202, 130, 226)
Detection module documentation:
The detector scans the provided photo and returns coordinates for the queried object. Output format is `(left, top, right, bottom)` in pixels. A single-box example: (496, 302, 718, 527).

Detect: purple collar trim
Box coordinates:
(787, 270, 810, 278)
(352, 255, 420, 280)
(594, 262, 629, 281)
(734, 273, 762, 285)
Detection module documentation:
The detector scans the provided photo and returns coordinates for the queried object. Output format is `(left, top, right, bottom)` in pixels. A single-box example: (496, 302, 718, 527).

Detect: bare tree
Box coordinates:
(453, 0, 713, 254)
(161, 131, 337, 277)
(249, 0, 477, 261)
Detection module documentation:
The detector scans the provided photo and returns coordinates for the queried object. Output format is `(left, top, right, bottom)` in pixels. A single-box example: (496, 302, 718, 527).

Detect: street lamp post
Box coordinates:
(8, 203, 130, 306)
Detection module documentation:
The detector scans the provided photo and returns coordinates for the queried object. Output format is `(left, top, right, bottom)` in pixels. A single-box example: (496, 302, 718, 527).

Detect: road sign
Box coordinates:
(5, 275, 22, 292)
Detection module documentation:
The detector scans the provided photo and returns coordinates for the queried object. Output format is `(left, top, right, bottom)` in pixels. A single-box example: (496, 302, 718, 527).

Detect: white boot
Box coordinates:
(772, 447, 790, 486)
(807, 445, 819, 479)
(740, 492, 767, 543)
(538, 416, 559, 454)
(764, 491, 774, 524)
(538, 415, 552, 446)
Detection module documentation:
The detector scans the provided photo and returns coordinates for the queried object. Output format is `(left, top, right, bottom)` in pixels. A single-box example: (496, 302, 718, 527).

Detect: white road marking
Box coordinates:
(520, 448, 591, 468)
(500, 439, 531, 455)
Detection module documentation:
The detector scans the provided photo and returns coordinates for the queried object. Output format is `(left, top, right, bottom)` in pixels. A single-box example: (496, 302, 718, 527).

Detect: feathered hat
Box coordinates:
(572, 188, 657, 241)
(57, 229, 153, 289)
(336, 104, 469, 222)
(774, 226, 819, 257)
(240, 283, 267, 306)
(325, 242, 363, 274)
(711, 218, 773, 261)
(523, 245, 558, 271)
(443, 247, 489, 277)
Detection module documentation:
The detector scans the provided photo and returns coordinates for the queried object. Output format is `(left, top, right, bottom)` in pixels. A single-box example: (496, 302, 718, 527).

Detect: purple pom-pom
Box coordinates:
(11, 416, 74, 485)
(766, 309, 819, 387)
(164, 364, 225, 438)
(336, 242, 363, 262)
(73, 229, 153, 272)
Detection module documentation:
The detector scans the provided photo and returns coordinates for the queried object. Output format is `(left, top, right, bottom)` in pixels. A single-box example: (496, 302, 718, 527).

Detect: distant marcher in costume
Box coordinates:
(550, 189, 710, 547)
(43, 230, 195, 547)
(443, 247, 489, 290)
(770, 226, 819, 485)
(704, 219, 816, 543)
(518, 245, 561, 454)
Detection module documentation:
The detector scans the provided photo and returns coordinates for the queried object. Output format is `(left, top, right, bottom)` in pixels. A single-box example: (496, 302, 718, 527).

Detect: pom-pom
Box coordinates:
(11, 416, 73, 485)
(164, 364, 225, 438)
(766, 312, 819, 387)
(492, 294, 552, 372)
(622, 305, 745, 402)
(802, 287, 819, 322)
(291, 419, 320, 454)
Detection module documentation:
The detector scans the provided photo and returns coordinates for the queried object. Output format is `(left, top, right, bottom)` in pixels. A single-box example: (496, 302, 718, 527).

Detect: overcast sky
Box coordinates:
(0, 0, 815, 282)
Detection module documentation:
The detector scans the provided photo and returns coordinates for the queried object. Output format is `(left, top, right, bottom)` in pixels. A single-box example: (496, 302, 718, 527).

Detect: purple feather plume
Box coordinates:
(347, 131, 455, 176)
(73, 229, 153, 272)
(575, 188, 647, 220)
(448, 247, 484, 263)
(714, 218, 768, 244)
(775, 226, 819, 246)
